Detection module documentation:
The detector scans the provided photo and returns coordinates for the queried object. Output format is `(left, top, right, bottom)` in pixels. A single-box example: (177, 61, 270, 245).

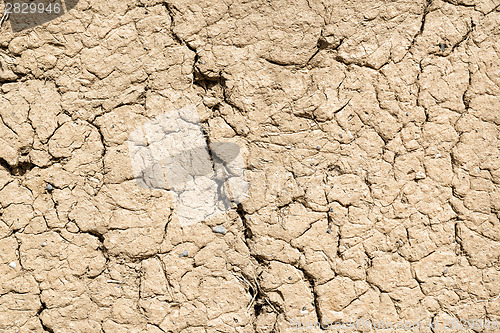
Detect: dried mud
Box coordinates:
(0, 0, 499, 332)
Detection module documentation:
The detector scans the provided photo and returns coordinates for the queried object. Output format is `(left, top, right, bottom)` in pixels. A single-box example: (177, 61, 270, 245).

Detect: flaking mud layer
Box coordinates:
(0, 0, 499, 332)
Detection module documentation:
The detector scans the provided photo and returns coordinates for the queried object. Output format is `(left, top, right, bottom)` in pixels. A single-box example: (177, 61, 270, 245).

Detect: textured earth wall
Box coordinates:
(0, 0, 499, 332)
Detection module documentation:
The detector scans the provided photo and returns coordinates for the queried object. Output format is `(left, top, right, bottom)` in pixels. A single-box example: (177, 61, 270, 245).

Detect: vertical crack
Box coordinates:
(300, 269, 326, 330)
(37, 299, 54, 333)
(406, 0, 433, 56)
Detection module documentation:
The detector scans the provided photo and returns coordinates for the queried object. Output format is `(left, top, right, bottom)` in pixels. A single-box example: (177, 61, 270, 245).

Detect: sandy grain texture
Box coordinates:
(0, 0, 499, 332)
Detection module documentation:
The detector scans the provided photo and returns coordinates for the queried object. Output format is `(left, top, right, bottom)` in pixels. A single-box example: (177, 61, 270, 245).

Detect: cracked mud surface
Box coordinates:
(0, 0, 499, 332)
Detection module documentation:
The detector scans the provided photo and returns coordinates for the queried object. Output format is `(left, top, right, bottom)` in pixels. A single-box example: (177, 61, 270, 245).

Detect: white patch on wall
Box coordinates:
(128, 104, 248, 226)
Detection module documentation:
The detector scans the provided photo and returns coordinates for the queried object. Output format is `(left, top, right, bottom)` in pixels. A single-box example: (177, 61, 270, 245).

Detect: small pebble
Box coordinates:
(41, 242, 47, 247)
(9, 262, 16, 269)
(45, 184, 53, 192)
(443, 268, 448, 274)
(327, 229, 332, 234)
(213, 225, 227, 234)
(415, 171, 426, 180)
(178, 250, 188, 258)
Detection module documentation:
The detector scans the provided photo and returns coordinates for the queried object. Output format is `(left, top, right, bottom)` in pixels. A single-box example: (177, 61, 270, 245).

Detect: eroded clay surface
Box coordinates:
(0, 0, 499, 332)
